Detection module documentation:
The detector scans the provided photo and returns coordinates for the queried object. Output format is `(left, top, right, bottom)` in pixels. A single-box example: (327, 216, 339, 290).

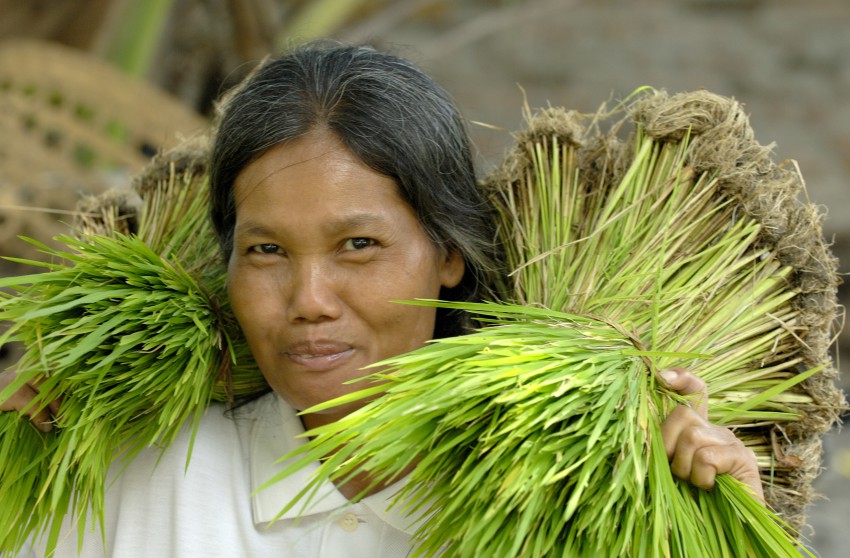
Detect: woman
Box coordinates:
(1, 40, 761, 556)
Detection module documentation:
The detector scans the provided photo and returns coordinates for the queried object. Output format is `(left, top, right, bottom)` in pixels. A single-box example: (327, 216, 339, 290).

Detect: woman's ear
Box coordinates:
(439, 249, 465, 289)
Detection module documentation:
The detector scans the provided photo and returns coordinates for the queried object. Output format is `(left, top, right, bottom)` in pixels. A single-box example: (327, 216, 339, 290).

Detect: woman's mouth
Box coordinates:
(284, 341, 355, 372)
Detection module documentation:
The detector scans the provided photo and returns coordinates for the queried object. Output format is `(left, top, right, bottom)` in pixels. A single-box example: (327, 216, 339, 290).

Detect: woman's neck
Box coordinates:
(333, 460, 418, 501)
(301, 412, 417, 501)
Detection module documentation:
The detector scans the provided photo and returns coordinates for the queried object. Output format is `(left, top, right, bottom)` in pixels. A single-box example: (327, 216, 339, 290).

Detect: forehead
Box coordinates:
(232, 130, 415, 229)
(236, 131, 361, 190)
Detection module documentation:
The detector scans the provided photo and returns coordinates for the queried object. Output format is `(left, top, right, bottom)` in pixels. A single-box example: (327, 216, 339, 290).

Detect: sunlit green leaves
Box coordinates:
(0, 174, 262, 556)
(274, 305, 811, 557)
(272, 116, 816, 556)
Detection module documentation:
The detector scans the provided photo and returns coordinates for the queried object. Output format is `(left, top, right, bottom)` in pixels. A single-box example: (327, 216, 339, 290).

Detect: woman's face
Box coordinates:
(227, 129, 464, 429)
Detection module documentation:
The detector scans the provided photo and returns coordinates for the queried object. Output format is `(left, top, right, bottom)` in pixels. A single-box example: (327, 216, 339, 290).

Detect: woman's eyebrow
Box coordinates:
(233, 213, 392, 238)
(233, 222, 276, 237)
(323, 213, 392, 235)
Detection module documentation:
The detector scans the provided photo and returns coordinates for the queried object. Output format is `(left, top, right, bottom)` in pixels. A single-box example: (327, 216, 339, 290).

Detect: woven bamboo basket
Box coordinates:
(0, 39, 206, 260)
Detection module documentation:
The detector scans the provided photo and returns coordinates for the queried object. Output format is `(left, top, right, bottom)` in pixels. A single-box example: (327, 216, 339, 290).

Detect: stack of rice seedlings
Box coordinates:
(0, 145, 263, 556)
(267, 91, 843, 557)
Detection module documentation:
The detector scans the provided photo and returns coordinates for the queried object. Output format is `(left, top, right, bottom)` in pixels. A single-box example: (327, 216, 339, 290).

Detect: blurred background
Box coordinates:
(0, 0, 847, 555)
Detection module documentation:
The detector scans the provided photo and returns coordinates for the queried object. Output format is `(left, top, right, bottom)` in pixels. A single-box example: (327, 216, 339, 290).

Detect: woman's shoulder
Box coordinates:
(24, 395, 283, 557)
(117, 393, 281, 476)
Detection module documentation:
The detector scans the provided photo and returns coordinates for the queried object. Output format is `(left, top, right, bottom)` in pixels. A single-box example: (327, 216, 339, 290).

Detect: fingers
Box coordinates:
(48, 396, 62, 417)
(663, 406, 735, 485)
(661, 403, 764, 502)
(659, 367, 708, 419)
(31, 375, 63, 419)
(0, 371, 56, 432)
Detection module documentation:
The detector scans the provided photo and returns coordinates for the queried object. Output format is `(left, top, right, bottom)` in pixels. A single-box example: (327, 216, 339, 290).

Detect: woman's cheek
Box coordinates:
(228, 264, 281, 329)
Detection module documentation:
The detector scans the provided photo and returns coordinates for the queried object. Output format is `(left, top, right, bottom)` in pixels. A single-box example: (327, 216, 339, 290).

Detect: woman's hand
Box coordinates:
(659, 367, 764, 502)
(0, 370, 60, 432)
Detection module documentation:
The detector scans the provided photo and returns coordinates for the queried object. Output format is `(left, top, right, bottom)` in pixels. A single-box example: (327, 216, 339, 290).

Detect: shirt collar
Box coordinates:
(360, 479, 432, 536)
(247, 394, 429, 535)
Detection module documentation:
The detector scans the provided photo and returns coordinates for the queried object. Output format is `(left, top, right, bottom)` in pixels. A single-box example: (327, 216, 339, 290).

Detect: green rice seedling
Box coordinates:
(267, 92, 838, 556)
(0, 170, 262, 556)
(271, 304, 810, 557)
(0, 89, 839, 557)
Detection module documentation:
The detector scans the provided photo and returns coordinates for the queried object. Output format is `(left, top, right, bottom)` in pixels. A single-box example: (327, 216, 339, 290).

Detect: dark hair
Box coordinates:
(209, 40, 504, 337)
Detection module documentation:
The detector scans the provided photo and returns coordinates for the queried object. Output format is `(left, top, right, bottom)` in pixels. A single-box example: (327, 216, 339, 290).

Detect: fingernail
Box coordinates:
(659, 369, 678, 386)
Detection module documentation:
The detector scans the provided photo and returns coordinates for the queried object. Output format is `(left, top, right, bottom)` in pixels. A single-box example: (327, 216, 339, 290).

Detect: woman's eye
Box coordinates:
(250, 243, 281, 255)
(343, 238, 376, 251)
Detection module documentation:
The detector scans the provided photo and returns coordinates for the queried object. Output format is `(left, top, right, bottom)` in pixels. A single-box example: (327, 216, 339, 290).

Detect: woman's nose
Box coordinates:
(285, 259, 343, 323)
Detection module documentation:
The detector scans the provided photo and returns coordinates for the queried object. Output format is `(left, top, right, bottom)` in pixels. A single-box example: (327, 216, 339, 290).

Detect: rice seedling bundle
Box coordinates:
(267, 91, 843, 557)
(0, 150, 263, 556)
(0, 89, 841, 557)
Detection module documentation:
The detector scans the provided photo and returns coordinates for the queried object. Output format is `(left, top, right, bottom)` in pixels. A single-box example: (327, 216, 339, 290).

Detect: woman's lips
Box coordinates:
(284, 341, 355, 372)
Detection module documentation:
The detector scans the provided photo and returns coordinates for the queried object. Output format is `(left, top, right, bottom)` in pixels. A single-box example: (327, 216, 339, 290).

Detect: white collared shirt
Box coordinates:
(23, 393, 422, 557)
